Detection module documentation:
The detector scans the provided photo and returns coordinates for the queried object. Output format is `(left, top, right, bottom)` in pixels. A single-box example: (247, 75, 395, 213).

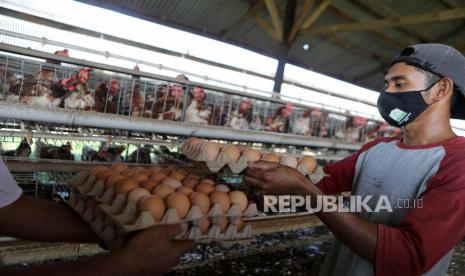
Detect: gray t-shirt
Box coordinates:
(0, 159, 22, 208)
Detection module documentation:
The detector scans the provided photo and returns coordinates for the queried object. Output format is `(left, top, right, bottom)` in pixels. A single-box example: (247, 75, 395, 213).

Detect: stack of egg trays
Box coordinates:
(67, 171, 259, 242)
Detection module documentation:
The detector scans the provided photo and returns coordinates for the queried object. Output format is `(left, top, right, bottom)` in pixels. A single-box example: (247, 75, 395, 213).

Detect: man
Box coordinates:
(0, 158, 193, 275)
(245, 43, 465, 275)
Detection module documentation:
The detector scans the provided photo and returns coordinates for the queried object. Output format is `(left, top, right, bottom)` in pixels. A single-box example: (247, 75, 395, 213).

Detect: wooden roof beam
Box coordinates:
(264, 0, 283, 41)
(288, 0, 315, 43)
(254, 14, 279, 41)
(304, 7, 465, 34)
(301, 0, 332, 30)
(221, 0, 264, 39)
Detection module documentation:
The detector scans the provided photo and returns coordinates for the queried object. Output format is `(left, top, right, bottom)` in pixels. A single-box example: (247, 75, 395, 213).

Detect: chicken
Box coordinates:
(63, 68, 96, 110)
(0, 138, 31, 158)
(127, 145, 152, 164)
(37, 141, 74, 160)
(145, 75, 187, 120)
(265, 103, 293, 133)
(292, 109, 312, 135)
(185, 86, 211, 124)
(93, 79, 119, 113)
(227, 99, 252, 130)
(82, 144, 125, 162)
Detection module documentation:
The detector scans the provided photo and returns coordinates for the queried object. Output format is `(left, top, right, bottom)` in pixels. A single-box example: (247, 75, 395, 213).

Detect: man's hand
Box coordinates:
(244, 161, 320, 196)
(115, 224, 194, 275)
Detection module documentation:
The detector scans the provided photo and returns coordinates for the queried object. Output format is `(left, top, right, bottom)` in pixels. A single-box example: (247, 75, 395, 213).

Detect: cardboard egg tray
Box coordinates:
(181, 139, 320, 176)
(67, 171, 258, 242)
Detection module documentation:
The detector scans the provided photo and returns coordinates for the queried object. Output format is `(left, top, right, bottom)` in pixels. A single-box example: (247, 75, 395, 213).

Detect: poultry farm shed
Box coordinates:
(0, 0, 405, 273)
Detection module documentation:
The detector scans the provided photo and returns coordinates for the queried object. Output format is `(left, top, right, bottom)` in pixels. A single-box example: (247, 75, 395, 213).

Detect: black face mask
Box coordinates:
(377, 80, 439, 128)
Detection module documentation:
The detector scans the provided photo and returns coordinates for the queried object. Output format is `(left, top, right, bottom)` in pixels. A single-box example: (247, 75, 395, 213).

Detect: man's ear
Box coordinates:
(432, 77, 454, 102)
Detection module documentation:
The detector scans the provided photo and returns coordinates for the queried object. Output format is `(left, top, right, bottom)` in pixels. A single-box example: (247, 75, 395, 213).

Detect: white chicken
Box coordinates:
(227, 99, 252, 130)
(186, 86, 211, 124)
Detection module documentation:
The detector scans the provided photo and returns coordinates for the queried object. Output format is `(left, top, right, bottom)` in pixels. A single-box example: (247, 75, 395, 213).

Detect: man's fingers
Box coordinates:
(244, 175, 267, 190)
(248, 160, 281, 170)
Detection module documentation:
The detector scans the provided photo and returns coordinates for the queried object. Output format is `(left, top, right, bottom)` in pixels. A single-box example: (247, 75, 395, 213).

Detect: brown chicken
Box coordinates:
(265, 103, 293, 133)
(63, 68, 95, 110)
(93, 79, 120, 113)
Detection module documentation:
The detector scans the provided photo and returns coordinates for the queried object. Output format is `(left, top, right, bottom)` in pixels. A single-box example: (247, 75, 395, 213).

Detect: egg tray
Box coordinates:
(67, 172, 257, 242)
(181, 141, 318, 176)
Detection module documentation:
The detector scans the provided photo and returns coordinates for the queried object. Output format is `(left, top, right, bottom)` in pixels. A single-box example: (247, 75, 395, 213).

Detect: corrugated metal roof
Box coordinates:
(77, 0, 465, 90)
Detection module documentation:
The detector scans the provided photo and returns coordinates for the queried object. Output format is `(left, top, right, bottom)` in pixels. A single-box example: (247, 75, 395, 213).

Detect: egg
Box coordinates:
(176, 186, 194, 196)
(299, 156, 317, 173)
(189, 192, 211, 214)
(198, 217, 210, 234)
(185, 137, 203, 150)
(127, 188, 151, 203)
(97, 169, 113, 181)
(201, 142, 221, 161)
(170, 170, 187, 181)
(138, 195, 166, 221)
(233, 218, 244, 230)
(215, 184, 230, 192)
(90, 166, 107, 176)
(122, 169, 138, 178)
(105, 174, 127, 188)
(115, 179, 139, 194)
(140, 179, 158, 191)
(110, 163, 129, 173)
(195, 183, 215, 195)
(152, 185, 175, 199)
(165, 193, 191, 219)
(145, 166, 162, 176)
(262, 153, 280, 163)
(131, 173, 149, 184)
(210, 191, 231, 213)
(149, 171, 168, 185)
(200, 178, 215, 186)
(182, 178, 200, 189)
(241, 149, 261, 162)
(222, 145, 240, 163)
(186, 174, 200, 180)
(216, 217, 228, 232)
(161, 177, 183, 189)
(280, 155, 298, 168)
(229, 191, 248, 212)
(164, 166, 177, 175)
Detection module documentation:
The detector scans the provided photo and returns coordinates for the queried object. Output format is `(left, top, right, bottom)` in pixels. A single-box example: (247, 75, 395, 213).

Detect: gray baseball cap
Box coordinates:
(391, 43, 465, 119)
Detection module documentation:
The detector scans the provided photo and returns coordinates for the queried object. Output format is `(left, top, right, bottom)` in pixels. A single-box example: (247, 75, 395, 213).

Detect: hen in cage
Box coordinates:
(145, 75, 187, 120)
(62, 67, 95, 110)
(186, 86, 212, 125)
(264, 103, 293, 133)
(37, 140, 74, 160)
(125, 65, 147, 117)
(127, 145, 152, 164)
(0, 138, 31, 158)
(227, 99, 252, 130)
(82, 144, 125, 162)
(93, 78, 120, 113)
(292, 109, 312, 136)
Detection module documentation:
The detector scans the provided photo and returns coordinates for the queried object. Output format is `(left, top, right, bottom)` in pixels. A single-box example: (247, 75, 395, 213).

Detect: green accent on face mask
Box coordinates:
(389, 108, 409, 123)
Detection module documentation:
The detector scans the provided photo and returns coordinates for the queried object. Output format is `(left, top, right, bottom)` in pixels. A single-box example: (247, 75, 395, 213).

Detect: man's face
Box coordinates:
(384, 62, 430, 94)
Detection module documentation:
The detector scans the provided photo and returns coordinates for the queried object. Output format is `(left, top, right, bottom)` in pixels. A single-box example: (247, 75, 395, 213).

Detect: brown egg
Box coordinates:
(110, 163, 129, 173)
(222, 145, 240, 163)
(185, 174, 200, 180)
(131, 173, 149, 184)
(165, 193, 191, 219)
(127, 188, 151, 203)
(105, 174, 127, 188)
(115, 179, 139, 194)
(216, 217, 228, 232)
(202, 142, 221, 161)
(140, 179, 158, 191)
(164, 166, 177, 175)
(299, 156, 317, 173)
(198, 217, 210, 234)
(210, 191, 231, 213)
(280, 155, 298, 168)
(233, 218, 244, 230)
(150, 171, 168, 185)
(200, 178, 215, 186)
(186, 137, 202, 148)
(262, 153, 280, 163)
(144, 166, 162, 176)
(170, 170, 187, 181)
(189, 192, 211, 214)
(138, 195, 166, 221)
(90, 166, 107, 176)
(161, 177, 183, 189)
(176, 186, 194, 196)
(229, 191, 248, 212)
(215, 184, 230, 192)
(152, 185, 175, 199)
(195, 183, 215, 195)
(97, 169, 113, 181)
(241, 149, 261, 162)
(122, 169, 138, 178)
(182, 178, 200, 189)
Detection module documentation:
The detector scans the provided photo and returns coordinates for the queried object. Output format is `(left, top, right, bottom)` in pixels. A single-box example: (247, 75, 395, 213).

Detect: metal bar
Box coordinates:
(0, 102, 362, 150)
